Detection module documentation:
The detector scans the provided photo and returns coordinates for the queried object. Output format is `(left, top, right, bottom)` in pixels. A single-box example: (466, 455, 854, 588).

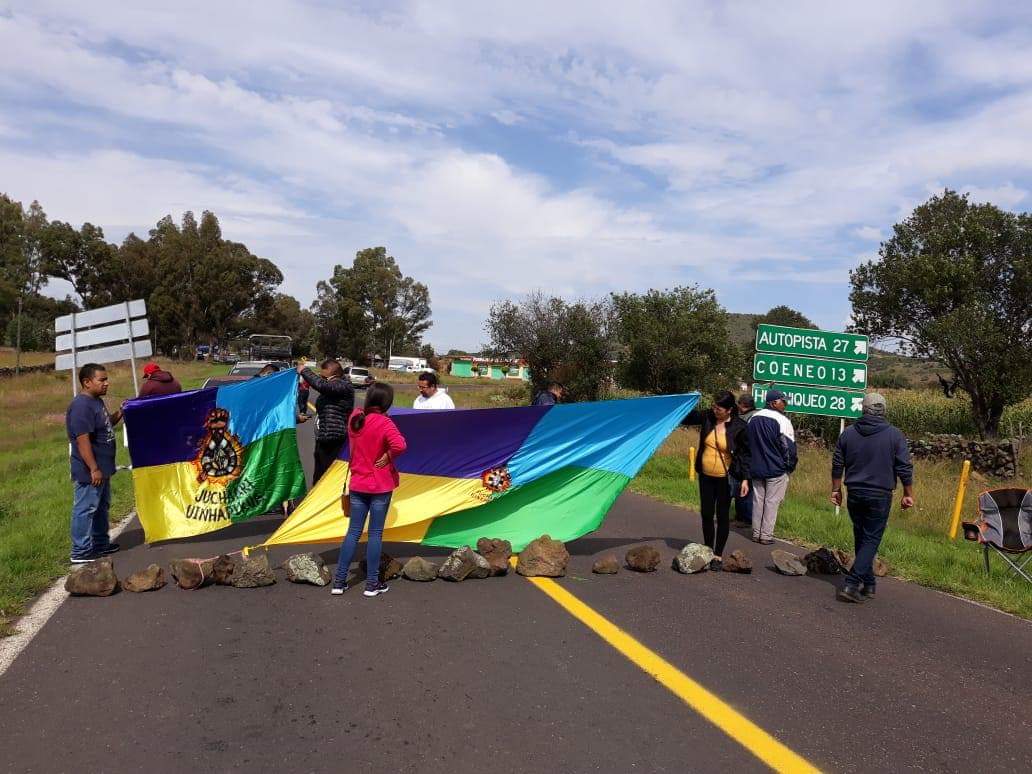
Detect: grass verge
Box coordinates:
(0, 359, 222, 636)
(631, 429, 1032, 619)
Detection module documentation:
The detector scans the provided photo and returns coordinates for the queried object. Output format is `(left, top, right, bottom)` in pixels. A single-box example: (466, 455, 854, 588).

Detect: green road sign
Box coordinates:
(753, 352, 868, 389)
(753, 384, 863, 419)
(755, 324, 869, 362)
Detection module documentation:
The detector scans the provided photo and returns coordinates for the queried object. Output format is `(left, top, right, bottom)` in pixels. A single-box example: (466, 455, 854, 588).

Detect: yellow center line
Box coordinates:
(522, 572, 821, 773)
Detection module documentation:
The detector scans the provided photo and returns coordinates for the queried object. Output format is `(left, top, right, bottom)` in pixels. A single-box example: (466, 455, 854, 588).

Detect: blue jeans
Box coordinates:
(730, 476, 752, 524)
(334, 491, 392, 586)
(71, 480, 111, 558)
(845, 489, 892, 589)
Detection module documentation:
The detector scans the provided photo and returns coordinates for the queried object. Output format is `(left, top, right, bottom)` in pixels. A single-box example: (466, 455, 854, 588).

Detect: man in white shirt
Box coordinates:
(413, 371, 456, 410)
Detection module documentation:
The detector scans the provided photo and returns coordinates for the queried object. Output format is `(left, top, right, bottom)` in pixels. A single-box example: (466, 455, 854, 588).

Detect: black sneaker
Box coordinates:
(97, 542, 120, 556)
(709, 558, 723, 572)
(330, 582, 348, 596)
(70, 553, 100, 564)
(363, 581, 389, 598)
(837, 585, 865, 603)
(861, 585, 876, 600)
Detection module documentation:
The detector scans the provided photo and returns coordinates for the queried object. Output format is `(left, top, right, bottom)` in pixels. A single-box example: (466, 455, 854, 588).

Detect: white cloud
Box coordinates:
(3, 1, 1032, 347)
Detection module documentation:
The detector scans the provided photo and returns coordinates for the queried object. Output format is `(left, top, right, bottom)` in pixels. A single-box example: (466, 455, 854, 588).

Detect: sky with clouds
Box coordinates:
(2, 1, 1031, 350)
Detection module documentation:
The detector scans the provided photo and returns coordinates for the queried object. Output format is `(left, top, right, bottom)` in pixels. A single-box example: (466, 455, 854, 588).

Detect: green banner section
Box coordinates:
(755, 324, 869, 362)
(753, 352, 868, 389)
(225, 427, 307, 522)
(753, 383, 863, 419)
(422, 466, 629, 552)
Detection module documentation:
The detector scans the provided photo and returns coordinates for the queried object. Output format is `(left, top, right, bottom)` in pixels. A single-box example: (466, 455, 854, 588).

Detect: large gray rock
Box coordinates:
(625, 545, 661, 572)
(438, 546, 479, 582)
(672, 543, 713, 574)
(123, 564, 166, 593)
(402, 556, 438, 581)
(592, 554, 620, 574)
(723, 550, 753, 574)
(771, 549, 807, 576)
(283, 553, 331, 586)
(231, 553, 276, 588)
(516, 535, 569, 577)
(169, 558, 214, 590)
(476, 538, 512, 576)
(66, 559, 118, 596)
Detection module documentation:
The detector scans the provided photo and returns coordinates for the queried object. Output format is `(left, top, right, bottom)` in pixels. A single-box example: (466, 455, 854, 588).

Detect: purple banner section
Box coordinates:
(337, 405, 551, 479)
(124, 388, 216, 468)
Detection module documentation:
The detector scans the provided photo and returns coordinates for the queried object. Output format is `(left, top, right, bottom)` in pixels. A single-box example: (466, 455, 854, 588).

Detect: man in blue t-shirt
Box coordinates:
(66, 363, 123, 563)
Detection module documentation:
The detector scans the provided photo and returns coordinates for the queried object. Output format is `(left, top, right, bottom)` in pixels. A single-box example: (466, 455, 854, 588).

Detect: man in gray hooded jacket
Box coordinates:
(831, 393, 914, 603)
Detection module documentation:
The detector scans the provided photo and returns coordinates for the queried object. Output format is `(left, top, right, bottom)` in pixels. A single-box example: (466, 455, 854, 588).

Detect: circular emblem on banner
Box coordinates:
(481, 466, 512, 493)
(194, 407, 244, 484)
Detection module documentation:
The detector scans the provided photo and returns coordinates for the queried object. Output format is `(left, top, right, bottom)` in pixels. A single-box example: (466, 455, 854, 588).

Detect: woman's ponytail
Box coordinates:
(350, 410, 367, 432)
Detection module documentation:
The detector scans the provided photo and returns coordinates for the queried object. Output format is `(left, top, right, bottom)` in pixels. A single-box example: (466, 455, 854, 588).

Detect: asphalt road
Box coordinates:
(1, 411, 1030, 773)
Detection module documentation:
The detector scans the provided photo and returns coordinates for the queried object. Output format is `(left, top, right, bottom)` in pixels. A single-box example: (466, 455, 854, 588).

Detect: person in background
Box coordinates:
(682, 391, 751, 571)
(731, 394, 757, 527)
(332, 382, 407, 597)
(66, 363, 122, 563)
(747, 388, 797, 545)
(297, 359, 355, 485)
(831, 393, 914, 603)
(137, 362, 181, 398)
(297, 372, 311, 420)
(255, 363, 280, 377)
(413, 371, 455, 410)
(532, 381, 565, 406)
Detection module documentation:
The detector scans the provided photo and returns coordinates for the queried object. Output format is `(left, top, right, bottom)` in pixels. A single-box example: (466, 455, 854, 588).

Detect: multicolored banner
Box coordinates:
(260, 393, 698, 552)
(124, 369, 306, 543)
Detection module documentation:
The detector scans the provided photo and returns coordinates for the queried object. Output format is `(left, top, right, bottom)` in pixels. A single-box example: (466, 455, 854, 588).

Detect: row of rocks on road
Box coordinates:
(63, 535, 889, 596)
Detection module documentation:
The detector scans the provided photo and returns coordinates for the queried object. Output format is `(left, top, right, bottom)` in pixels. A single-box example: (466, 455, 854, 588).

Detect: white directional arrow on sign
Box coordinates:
(854, 340, 867, 355)
(851, 396, 864, 412)
(852, 368, 866, 384)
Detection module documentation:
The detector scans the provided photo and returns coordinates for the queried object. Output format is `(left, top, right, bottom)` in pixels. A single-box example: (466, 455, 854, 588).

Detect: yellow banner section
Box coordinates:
(133, 461, 234, 542)
(262, 462, 488, 548)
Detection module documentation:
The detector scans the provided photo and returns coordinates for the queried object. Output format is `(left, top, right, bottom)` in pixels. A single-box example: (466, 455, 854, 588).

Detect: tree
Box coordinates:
(313, 247, 431, 363)
(487, 291, 612, 401)
(0, 197, 51, 370)
(612, 286, 739, 395)
(40, 220, 116, 306)
(850, 190, 1032, 438)
(751, 305, 816, 332)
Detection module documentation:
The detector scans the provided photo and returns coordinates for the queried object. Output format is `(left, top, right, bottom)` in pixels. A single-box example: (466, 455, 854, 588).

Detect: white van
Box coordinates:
(388, 356, 428, 372)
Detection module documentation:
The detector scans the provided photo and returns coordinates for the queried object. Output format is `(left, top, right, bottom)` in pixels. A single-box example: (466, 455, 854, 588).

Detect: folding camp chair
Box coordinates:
(961, 488, 1032, 584)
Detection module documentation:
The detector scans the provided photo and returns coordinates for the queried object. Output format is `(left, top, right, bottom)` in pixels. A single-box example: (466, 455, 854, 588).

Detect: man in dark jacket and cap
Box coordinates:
(297, 359, 355, 485)
(831, 393, 914, 603)
(138, 362, 182, 398)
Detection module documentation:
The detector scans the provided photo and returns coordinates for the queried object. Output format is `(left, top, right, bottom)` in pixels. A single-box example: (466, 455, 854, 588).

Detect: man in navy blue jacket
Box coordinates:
(831, 393, 914, 603)
(747, 389, 798, 544)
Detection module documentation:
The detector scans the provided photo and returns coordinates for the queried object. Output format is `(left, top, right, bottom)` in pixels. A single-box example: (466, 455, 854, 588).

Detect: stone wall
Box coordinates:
(908, 434, 1018, 478)
(0, 363, 55, 378)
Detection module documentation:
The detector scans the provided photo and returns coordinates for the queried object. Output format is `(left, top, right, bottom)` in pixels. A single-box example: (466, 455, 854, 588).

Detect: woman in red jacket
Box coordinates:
(331, 382, 407, 597)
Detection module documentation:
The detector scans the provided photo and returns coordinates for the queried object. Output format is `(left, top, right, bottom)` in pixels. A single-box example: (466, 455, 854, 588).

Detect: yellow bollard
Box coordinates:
(688, 446, 696, 481)
(947, 459, 972, 540)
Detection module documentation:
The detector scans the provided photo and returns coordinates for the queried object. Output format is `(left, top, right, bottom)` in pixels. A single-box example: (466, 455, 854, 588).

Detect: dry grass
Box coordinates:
(0, 348, 55, 368)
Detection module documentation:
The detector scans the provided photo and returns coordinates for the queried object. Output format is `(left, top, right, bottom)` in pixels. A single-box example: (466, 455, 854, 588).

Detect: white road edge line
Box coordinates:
(0, 512, 137, 678)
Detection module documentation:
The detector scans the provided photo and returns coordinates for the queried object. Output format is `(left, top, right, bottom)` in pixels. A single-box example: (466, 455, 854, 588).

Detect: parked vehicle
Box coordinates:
(388, 356, 428, 372)
(344, 366, 373, 388)
(247, 334, 292, 361)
